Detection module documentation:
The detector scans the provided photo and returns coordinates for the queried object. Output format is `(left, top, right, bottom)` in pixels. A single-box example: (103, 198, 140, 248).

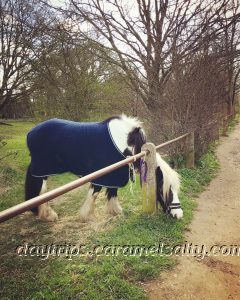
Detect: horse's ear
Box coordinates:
(135, 127, 141, 132)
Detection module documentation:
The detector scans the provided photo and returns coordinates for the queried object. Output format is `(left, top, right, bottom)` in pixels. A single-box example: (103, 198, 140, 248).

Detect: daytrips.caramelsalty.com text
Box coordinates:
(16, 241, 240, 261)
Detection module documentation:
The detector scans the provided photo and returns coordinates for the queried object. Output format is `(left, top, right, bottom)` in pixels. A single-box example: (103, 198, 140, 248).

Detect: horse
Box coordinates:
(25, 115, 146, 222)
(25, 114, 183, 222)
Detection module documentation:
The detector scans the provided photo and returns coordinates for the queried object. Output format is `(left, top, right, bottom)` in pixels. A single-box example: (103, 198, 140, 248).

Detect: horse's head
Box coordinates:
(127, 125, 146, 171)
(155, 153, 183, 219)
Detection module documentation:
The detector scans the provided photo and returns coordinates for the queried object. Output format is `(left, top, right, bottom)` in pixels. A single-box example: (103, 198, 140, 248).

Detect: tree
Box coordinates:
(218, 0, 240, 113)
(0, 0, 57, 117)
(68, 0, 240, 112)
(32, 40, 101, 119)
(32, 32, 134, 120)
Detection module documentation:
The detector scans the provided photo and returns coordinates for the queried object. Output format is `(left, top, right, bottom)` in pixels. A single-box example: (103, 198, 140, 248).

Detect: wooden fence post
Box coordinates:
(185, 132, 195, 168)
(141, 143, 157, 214)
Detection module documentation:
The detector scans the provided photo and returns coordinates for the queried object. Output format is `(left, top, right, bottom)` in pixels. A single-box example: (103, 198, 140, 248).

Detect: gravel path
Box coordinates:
(145, 122, 240, 300)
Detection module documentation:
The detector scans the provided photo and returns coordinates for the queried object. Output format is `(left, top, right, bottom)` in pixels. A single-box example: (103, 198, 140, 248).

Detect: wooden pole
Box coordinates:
(0, 151, 147, 223)
(185, 132, 195, 168)
(0, 132, 193, 223)
(141, 143, 157, 214)
(155, 133, 189, 150)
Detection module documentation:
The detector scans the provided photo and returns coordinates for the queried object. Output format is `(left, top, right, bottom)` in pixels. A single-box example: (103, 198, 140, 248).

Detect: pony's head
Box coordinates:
(155, 153, 183, 219)
(108, 114, 147, 171)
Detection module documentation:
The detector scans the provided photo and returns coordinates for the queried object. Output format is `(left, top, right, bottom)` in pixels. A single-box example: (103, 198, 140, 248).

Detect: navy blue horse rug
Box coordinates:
(27, 118, 129, 188)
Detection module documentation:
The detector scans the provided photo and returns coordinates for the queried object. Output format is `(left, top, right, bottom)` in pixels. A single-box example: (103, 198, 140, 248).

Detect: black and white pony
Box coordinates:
(25, 114, 183, 222)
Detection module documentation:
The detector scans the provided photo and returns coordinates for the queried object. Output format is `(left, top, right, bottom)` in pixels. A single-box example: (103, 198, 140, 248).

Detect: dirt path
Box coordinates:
(144, 123, 240, 300)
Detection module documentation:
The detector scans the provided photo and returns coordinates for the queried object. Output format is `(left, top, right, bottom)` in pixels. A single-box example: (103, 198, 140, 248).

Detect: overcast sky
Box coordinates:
(50, 0, 65, 7)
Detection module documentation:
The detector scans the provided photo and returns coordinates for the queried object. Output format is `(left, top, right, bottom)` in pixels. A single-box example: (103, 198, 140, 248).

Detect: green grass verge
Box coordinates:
(0, 120, 220, 299)
(226, 112, 240, 134)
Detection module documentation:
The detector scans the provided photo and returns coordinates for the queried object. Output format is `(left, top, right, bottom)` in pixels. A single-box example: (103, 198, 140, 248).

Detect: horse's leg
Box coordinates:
(37, 179, 58, 222)
(25, 164, 43, 215)
(169, 189, 183, 219)
(25, 164, 58, 221)
(79, 184, 102, 222)
(106, 188, 122, 216)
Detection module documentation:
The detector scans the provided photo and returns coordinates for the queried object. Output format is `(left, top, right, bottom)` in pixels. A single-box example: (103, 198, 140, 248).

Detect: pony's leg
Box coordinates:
(25, 164, 43, 215)
(79, 184, 102, 222)
(38, 179, 58, 222)
(169, 189, 183, 219)
(106, 188, 122, 216)
(25, 164, 58, 221)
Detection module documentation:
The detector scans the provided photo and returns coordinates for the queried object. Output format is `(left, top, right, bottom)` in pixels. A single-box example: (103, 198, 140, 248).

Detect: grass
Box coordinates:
(226, 112, 240, 134)
(0, 120, 220, 299)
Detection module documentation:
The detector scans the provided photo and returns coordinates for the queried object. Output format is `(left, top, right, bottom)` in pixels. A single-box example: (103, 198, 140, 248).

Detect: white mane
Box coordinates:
(156, 152, 180, 200)
(120, 114, 143, 129)
(108, 114, 144, 153)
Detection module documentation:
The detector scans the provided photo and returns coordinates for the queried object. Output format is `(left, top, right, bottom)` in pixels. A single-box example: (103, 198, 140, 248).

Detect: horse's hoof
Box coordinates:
(38, 207, 58, 222)
(106, 198, 123, 216)
(107, 207, 123, 216)
(47, 210, 58, 221)
(79, 216, 88, 223)
(79, 214, 93, 223)
(171, 209, 183, 219)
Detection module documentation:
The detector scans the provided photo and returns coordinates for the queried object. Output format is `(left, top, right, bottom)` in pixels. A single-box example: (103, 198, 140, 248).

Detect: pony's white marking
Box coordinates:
(156, 153, 183, 219)
(41, 179, 47, 193)
(106, 197, 123, 216)
(38, 179, 58, 222)
(109, 114, 144, 153)
(79, 188, 100, 222)
(170, 189, 183, 219)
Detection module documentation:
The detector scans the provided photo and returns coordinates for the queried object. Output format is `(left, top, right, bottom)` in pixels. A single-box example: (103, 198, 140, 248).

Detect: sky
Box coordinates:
(49, 0, 65, 7)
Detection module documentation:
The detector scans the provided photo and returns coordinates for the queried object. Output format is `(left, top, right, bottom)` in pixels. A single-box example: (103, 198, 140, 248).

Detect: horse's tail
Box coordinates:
(25, 164, 44, 215)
